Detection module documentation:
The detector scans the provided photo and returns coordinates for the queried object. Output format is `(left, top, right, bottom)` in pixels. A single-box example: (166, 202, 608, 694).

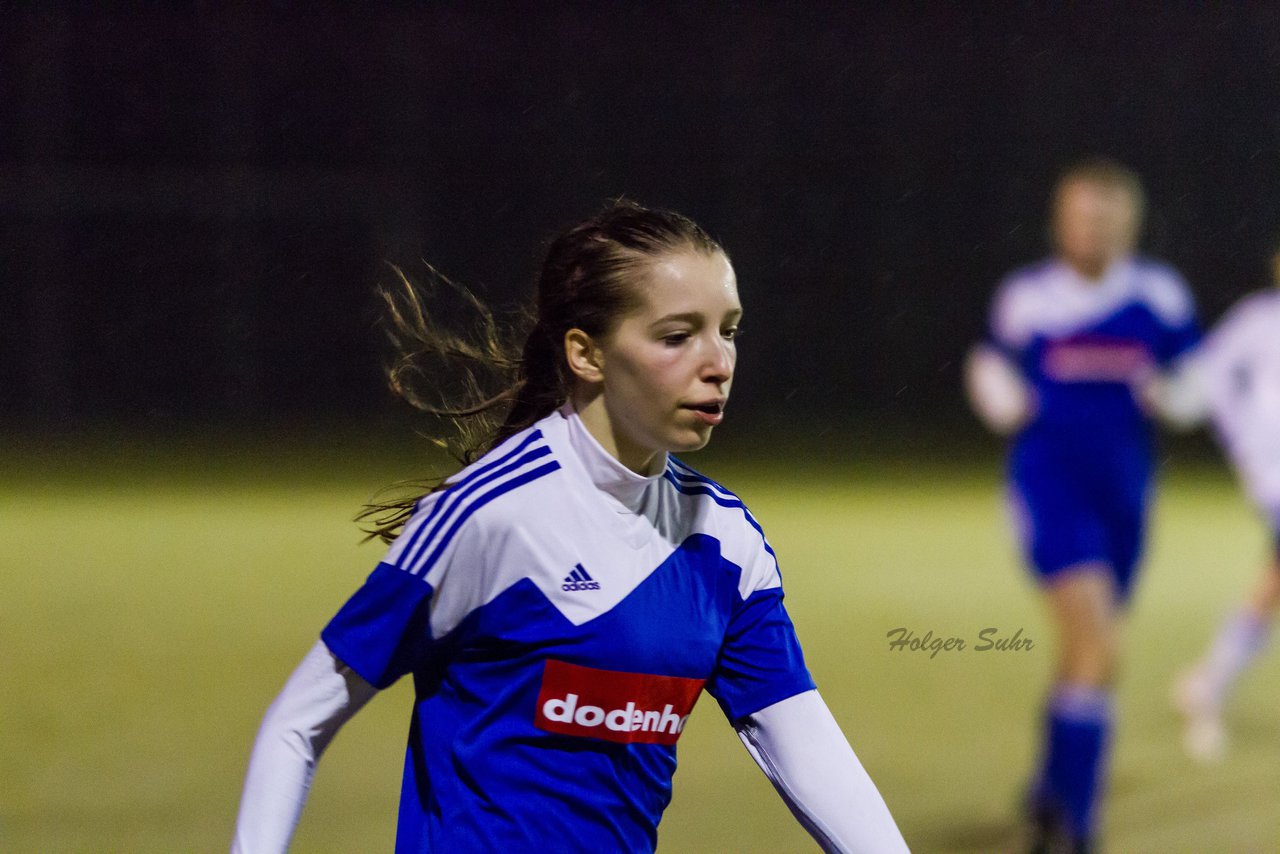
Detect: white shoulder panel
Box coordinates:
(393, 413, 788, 636)
(1136, 261, 1195, 326)
(990, 267, 1048, 351)
(664, 458, 781, 599)
(423, 471, 599, 636)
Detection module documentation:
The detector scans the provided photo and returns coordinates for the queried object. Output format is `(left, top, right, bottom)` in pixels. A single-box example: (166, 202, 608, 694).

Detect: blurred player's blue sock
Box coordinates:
(1034, 684, 1111, 842)
(1199, 609, 1270, 704)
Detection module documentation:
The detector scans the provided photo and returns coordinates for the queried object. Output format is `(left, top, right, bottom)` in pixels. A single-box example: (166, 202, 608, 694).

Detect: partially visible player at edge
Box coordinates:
(1171, 249, 1280, 762)
(232, 201, 908, 853)
(964, 159, 1201, 853)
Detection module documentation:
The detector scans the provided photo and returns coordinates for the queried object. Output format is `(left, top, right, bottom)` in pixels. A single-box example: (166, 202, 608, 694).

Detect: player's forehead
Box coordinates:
(1056, 177, 1138, 209)
(629, 250, 740, 320)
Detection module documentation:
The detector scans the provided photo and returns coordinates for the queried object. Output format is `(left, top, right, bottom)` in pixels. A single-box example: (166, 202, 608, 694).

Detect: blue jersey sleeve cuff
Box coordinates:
(1162, 321, 1202, 364)
(706, 588, 816, 724)
(321, 562, 435, 690)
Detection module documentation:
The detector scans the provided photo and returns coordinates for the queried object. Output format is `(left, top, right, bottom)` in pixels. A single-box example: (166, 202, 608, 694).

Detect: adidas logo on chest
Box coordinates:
(561, 563, 601, 592)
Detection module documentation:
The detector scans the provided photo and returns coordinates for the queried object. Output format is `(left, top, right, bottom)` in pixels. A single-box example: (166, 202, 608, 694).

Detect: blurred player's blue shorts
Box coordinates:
(1006, 433, 1153, 603)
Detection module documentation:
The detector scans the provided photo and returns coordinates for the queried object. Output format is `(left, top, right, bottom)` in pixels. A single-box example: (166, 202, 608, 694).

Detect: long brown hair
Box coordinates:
(360, 199, 723, 542)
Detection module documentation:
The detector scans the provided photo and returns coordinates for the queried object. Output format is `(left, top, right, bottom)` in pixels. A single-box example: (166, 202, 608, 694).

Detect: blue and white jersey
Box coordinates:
(989, 256, 1200, 588)
(321, 406, 814, 853)
(1197, 289, 1280, 513)
(989, 255, 1200, 442)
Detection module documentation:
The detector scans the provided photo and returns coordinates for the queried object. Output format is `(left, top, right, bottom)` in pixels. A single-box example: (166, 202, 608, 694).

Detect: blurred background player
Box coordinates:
(964, 159, 1201, 852)
(1171, 251, 1280, 762)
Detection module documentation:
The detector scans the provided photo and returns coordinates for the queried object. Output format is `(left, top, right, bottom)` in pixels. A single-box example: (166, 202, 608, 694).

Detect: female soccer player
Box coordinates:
(1172, 254, 1280, 762)
(232, 201, 907, 853)
(964, 160, 1200, 852)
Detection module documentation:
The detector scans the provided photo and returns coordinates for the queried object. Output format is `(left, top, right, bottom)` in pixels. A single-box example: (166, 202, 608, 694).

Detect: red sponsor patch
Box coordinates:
(1043, 336, 1153, 383)
(534, 660, 706, 745)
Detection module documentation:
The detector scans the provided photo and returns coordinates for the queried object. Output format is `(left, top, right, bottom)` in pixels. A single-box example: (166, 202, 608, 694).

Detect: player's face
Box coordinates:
(1053, 179, 1139, 279)
(594, 250, 740, 469)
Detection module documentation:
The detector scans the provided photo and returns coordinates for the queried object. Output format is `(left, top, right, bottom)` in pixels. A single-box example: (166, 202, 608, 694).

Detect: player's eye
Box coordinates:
(721, 326, 740, 341)
(662, 331, 691, 346)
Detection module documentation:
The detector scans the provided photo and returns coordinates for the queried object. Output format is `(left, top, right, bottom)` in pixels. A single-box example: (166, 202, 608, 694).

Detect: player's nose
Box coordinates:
(700, 337, 734, 384)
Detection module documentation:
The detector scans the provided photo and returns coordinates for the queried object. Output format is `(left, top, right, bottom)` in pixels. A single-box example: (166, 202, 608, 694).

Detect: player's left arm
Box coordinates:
(706, 511, 908, 853)
(1137, 267, 1209, 430)
(1139, 351, 1208, 430)
(735, 690, 909, 854)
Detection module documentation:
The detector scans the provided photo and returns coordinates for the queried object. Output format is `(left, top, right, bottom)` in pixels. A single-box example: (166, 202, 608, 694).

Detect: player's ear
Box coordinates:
(564, 328, 605, 384)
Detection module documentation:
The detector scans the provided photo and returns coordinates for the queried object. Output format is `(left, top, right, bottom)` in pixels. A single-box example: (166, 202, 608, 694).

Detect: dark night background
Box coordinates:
(5, 4, 1280, 436)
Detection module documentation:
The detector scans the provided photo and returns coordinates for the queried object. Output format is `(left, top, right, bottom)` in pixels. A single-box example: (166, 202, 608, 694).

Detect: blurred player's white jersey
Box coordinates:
(1199, 290, 1280, 514)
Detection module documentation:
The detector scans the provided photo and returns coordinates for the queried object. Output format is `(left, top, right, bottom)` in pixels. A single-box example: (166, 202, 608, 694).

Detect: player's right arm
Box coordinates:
(231, 641, 378, 854)
(963, 342, 1033, 435)
(964, 274, 1037, 436)
(232, 488, 457, 853)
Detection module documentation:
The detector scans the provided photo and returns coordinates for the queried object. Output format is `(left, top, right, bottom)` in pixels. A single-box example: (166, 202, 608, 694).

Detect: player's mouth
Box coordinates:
(681, 399, 726, 426)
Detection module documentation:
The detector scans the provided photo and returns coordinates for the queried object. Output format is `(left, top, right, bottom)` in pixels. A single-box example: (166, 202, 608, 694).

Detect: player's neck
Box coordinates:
(1063, 253, 1125, 284)
(567, 393, 665, 477)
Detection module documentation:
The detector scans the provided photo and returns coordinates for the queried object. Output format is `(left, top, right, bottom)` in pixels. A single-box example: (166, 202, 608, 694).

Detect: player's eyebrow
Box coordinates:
(648, 309, 742, 328)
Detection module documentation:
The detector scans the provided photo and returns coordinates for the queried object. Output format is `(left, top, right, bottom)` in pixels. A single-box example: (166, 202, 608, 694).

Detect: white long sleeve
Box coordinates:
(963, 343, 1033, 435)
(1138, 352, 1209, 430)
(735, 690, 909, 853)
(231, 640, 378, 854)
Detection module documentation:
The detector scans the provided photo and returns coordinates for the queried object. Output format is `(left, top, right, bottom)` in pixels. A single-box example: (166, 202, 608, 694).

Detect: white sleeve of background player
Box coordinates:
(736, 690, 909, 853)
(1198, 293, 1270, 426)
(231, 640, 378, 854)
(963, 343, 1032, 435)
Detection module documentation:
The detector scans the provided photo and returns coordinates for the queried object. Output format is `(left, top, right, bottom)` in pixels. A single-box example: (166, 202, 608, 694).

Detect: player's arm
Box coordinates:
(1135, 268, 1209, 431)
(966, 275, 1039, 436)
(231, 490, 448, 853)
(735, 690, 909, 853)
(963, 342, 1034, 435)
(708, 514, 907, 851)
(231, 640, 378, 854)
(1137, 350, 1209, 431)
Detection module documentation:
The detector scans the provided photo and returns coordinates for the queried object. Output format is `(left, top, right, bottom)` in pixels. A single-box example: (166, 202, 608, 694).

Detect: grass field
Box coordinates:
(3, 429, 1278, 852)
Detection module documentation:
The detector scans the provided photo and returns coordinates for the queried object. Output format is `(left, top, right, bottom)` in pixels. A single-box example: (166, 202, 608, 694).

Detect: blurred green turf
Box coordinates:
(2, 430, 1277, 852)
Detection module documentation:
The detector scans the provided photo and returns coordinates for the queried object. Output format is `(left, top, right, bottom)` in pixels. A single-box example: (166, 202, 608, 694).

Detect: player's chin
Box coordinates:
(666, 423, 715, 453)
